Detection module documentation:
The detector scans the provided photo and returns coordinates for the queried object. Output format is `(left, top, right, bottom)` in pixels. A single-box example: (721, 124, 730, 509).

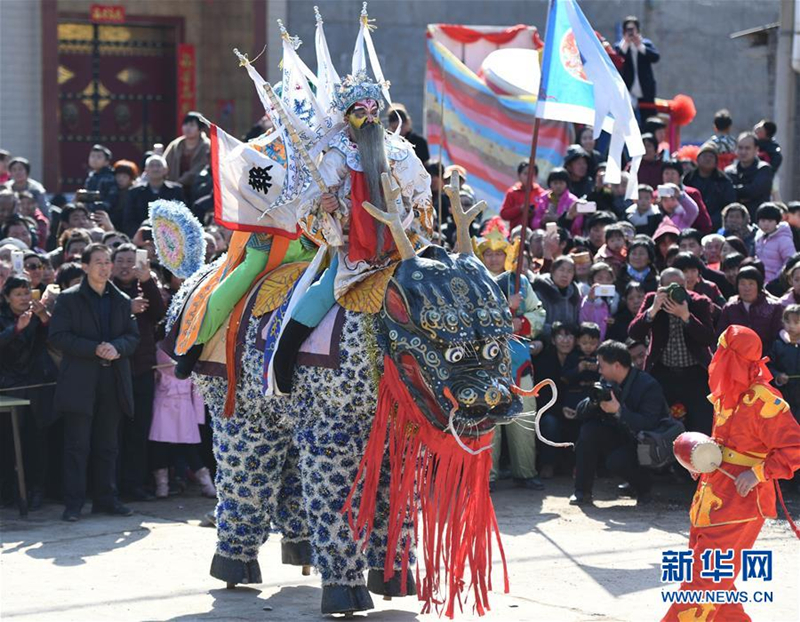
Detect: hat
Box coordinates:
(586, 210, 617, 229)
(443, 164, 467, 180)
(563, 144, 590, 166)
(0, 237, 29, 252)
(332, 70, 388, 113)
(653, 216, 681, 241)
(113, 159, 140, 178)
(709, 325, 771, 410)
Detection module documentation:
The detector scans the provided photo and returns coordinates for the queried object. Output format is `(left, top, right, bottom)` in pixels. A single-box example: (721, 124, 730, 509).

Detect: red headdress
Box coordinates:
(708, 325, 772, 410)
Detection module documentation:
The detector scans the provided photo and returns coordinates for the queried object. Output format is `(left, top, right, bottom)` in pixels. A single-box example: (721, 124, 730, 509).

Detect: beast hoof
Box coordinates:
(281, 539, 313, 566)
(209, 554, 262, 585)
(366, 568, 417, 597)
(320, 584, 374, 615)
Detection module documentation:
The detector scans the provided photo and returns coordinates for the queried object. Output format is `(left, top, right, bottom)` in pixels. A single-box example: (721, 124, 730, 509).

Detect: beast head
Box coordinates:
(362, 173, 524, 437)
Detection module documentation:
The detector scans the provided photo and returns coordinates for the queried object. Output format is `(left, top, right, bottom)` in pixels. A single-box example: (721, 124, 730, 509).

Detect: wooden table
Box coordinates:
(0, 396, 30, 517)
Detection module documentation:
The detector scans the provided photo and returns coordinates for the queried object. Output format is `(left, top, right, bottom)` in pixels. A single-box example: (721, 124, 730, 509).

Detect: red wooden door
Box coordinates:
(57, 21, 177, 191)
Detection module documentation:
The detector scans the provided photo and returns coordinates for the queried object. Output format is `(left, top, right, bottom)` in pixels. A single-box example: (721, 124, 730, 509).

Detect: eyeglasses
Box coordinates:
(25, 262, 43, 270)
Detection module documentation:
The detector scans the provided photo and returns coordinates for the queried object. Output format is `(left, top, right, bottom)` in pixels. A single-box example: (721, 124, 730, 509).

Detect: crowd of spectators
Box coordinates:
(1, 14, 799, 518)
(0, 112, 218, 519)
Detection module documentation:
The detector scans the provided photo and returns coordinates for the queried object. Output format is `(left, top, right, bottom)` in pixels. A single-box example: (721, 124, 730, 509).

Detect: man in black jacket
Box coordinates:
(570, 340, 666, 506)
(49, 243, 140, 521)
(724, 132, 774, 218)
(123, 155, 182, 237)
(613, 16, 660, 122)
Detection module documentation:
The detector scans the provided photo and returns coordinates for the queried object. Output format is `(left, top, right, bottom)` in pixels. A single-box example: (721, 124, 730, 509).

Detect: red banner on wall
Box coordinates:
(90, 4, 125, 23)
(177, 44, 196, 132)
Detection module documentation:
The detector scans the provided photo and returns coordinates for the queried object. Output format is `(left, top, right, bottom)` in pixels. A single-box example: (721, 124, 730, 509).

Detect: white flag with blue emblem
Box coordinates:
(536, 0, 643, 198)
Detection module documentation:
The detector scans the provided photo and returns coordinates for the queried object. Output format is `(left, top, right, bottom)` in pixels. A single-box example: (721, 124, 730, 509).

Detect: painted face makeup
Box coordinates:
(347, 98, 379, 128)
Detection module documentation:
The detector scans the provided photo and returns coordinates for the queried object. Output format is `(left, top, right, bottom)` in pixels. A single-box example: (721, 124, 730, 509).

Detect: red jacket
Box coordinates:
(628, 290, 716, 370)
(692, 382, 800, 527)
(500, 182, 546, 230)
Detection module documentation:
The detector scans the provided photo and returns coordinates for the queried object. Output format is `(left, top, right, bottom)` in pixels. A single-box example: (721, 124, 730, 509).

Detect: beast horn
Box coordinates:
(360, 172, 417, 261)
(443, 173, 485, 256)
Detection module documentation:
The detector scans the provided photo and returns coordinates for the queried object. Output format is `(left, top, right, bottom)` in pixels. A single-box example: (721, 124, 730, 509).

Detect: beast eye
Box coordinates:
(444, 346, 465, 364)
(482, 342, 500, 360)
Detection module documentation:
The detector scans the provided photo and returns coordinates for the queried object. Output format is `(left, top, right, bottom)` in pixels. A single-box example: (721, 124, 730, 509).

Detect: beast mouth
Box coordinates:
(398, 353, 518, 437)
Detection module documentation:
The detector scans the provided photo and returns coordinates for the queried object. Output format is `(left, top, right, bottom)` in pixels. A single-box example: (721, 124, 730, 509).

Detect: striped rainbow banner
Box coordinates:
(424, 32, 572, 215)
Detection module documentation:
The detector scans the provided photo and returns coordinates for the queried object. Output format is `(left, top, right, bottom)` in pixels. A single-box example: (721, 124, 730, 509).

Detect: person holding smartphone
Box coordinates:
(0, 273, 56, 510)
(613, 16, 660, 124)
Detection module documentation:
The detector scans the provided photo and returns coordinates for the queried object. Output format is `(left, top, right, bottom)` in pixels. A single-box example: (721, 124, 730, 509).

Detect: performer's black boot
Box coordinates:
(273, 319, 315, 394)
(367, 568, 417, 597)
(175, 343, 204, 380)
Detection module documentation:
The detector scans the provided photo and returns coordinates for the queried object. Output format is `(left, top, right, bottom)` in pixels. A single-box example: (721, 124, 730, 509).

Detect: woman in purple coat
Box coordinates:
(717, 266, 784, 353)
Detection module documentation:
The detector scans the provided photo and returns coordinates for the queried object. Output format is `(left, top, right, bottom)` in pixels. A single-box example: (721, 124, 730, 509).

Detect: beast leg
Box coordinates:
(293, 417, 375, 615)
(274, 441, 313, 572)
(208, 408, 293, 587)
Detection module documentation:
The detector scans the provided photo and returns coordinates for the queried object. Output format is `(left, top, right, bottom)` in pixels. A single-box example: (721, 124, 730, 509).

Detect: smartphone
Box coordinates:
(136, 249, 149, 269)
(545, 222, 558, 235)
(595, 284, 616, 297)
(11, 250, 24, 274)
(577, 201, 597, 214)
(31, 289, 41, 301)
(657, 184, 675, 198)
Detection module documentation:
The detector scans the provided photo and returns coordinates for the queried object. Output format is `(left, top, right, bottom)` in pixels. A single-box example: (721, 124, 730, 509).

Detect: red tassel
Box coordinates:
(342, 356, 508, 618)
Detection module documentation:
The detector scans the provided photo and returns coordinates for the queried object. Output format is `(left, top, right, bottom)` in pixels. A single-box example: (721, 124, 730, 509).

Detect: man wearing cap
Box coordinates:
(124, 155, 183, 237)
(683, 143, 737, 231)
(661, 324, 800, 622)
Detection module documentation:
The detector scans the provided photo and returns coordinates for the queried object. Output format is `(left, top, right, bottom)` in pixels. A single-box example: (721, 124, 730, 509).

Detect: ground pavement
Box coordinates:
(1, 476, 798, 622)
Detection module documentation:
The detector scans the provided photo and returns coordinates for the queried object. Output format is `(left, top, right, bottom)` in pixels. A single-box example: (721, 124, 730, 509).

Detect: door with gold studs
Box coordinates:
(57, 21, 178, 191)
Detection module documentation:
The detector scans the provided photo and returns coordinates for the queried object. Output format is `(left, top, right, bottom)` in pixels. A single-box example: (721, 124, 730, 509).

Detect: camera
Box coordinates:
(75, 189, 104, 212)
(589, 381, 614, 407)
(662, 282, 688, 304)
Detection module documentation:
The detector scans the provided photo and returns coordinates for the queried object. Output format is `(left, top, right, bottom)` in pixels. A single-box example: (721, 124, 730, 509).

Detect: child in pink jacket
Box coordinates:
(531, 167, 584, 236)
(149, 346, 215, 498)
(755, 203, 796, 282)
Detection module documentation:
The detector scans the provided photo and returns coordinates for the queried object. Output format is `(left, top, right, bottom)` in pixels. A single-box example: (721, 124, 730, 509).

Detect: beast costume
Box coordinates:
(662, 325, 800, 622)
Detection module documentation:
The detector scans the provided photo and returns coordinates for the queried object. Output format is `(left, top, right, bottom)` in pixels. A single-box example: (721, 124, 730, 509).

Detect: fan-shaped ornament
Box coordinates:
(148, 199, 207, 278)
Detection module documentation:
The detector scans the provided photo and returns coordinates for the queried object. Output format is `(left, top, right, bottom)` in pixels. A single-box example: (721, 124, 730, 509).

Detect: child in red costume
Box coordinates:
(662, 324, 800, 622)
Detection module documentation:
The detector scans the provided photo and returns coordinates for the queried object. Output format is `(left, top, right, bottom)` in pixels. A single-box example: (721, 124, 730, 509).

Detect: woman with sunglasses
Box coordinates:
(23, 252, 46, 294)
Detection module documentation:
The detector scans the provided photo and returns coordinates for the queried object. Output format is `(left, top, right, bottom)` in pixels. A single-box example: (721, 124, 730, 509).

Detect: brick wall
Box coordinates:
(0, 0, 44, 180)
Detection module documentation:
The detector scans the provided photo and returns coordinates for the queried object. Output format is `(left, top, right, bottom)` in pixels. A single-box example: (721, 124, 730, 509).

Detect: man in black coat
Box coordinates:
(123, 155, 183, 237)
(724, 132, 774, 218)
(613, 16, 660, 120)
(49, 243, 140, 521)
(570, 340, 667, 506)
